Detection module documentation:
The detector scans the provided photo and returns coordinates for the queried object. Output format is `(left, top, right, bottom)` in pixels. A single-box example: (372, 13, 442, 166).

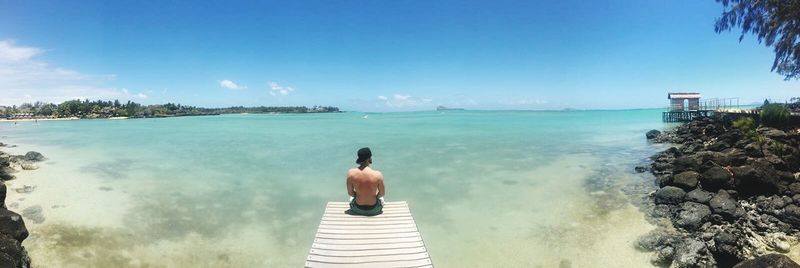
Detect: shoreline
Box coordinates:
(0, 117, 79, 123)
(636, 114, 800, 267)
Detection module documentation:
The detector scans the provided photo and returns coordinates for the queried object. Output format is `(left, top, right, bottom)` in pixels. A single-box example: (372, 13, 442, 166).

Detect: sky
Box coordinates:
(0, 0, 798, 111)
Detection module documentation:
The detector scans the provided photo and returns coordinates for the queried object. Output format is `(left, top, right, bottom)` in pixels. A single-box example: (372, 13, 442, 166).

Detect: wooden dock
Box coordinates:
(305, 201, 433, 268)
(662, 110, 712, 122)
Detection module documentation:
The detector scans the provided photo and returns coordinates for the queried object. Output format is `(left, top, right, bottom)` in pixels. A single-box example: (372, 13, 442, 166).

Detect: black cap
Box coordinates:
(356, 147, 372, 164)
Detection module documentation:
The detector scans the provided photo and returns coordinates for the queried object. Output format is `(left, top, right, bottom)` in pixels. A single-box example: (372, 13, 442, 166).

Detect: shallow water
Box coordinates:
(1, 110, 673, 267)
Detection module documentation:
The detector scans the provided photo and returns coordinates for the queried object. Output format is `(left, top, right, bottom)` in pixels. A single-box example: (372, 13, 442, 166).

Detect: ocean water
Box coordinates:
(0, 109, 673, 267)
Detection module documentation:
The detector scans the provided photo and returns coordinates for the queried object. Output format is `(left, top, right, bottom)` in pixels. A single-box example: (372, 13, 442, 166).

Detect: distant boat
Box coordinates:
(436, 105, 464, 111)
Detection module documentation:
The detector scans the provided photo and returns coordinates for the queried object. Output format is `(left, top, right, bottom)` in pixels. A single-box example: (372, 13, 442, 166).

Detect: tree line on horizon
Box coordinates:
(0, 99, 340, 119)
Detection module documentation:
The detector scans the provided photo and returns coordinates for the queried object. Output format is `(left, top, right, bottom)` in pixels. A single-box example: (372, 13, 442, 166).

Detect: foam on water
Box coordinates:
(1, 110, 671, 267)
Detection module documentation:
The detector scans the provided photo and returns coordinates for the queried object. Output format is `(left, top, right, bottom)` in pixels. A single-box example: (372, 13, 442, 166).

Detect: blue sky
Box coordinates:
(1, 0, 797, 111)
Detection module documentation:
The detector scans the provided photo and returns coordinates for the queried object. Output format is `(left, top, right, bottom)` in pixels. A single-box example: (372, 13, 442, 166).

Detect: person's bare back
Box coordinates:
(346, 147, 385, 216)
(347, 166, 384, 206)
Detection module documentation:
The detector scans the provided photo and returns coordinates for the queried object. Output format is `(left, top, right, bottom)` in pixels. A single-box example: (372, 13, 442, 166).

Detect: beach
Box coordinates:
(0, 110, 687, 267)
(0, 118, 80, 123)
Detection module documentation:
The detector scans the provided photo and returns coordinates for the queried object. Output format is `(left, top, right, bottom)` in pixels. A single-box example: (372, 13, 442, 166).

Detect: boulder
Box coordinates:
(634, 166, 648, 173)
(789, 183, 800, 195)
(0, 183, 5, 208)
(665, 147, 681, 157)
(676, 202, 711, 230)
(686, 188, 714, 204)
(732, 163, 788, 197)
(702, 166, 733, 191)
(646, 129, 662, 140)
(19, 163, 36, 171)
(651, 246, 675, 265)
(0, 209, 27, 242)
(709, 190, 740, 220)
(672, 171, 700, 190)
(782, 204, 800, 225)
(744, 144, 765, 157)
(673, 156, 700, 173)
(655, 186, 686, 205)
(733, 253, 800, 268)
(652, 162, 673, 174)
(672, 239, 713, 268)
(0, 234, 24, 266)
(708, 141, 730, 152)
(761, 128, 789, 140)
(22, 151, 43, 162)
(713, 231, 744, 267)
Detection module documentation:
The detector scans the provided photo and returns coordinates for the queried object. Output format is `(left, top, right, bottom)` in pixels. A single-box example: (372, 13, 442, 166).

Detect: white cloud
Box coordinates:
(378, 94, 433, 108)
(0, 39, 139, 105)
(0, 40, 43, 61)
(219, 79, 247, 90)
(136, 93, 148, 99)
(268, 81, 294, 96)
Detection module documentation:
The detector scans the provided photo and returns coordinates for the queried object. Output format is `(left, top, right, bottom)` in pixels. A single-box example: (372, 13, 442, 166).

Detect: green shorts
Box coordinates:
(349, 197, 383, 216)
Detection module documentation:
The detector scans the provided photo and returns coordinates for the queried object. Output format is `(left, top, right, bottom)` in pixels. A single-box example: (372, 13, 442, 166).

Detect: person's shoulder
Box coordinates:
(347, 168, 359, 176)
(372, 170, 384, 179)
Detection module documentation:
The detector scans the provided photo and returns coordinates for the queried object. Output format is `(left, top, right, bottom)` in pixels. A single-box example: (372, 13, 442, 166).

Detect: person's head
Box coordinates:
(356, 147, 372, 167)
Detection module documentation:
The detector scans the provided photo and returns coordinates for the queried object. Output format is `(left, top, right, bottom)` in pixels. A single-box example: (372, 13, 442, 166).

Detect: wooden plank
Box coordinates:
(313, 236, 422, 245)
(318, 223, 417, 230)
(320, 219, 415, 225)
(309, 246, 428, 257)
(320, 216, 415, 222)
(317, 227, 417, 235)
(307, 252, 430, 264)
(311, 241, 425, 251)
(324, 209, 410, 215)
(305, 258, 432, 268)
(327, 202, 407, 207)
(315, 232, 421, 240)
(325, 205, 408, 209)
(321, 214, 412, 219)
(325, 207, 410, 213)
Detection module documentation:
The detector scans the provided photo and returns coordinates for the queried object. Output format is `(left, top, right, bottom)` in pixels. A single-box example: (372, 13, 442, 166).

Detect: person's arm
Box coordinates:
(346, 174, 356, 197)
(377, 173, 385, 198)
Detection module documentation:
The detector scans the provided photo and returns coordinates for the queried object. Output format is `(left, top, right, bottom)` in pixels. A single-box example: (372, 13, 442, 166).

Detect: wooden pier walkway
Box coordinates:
(662, 110, 712, 122)
(305, 201, 433, 268)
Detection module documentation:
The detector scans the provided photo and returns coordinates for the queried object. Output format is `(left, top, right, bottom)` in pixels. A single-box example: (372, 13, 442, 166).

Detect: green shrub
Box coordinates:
(770, 141, 789, 157)
(760, 103, 791, 127)
(732, 117, 756, 132)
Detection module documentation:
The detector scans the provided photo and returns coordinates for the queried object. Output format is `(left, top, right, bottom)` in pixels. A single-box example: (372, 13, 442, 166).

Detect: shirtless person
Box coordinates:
(346, 147, 385, 216)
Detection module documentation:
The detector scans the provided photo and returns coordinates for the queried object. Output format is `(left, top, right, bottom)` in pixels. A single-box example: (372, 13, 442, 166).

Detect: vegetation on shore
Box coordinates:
(0, 100, 340, 119)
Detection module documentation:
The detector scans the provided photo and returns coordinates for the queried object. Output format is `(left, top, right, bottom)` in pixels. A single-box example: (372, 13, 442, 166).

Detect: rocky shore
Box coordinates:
(638, 114, 800, 267)
(0, 144, 40, 267)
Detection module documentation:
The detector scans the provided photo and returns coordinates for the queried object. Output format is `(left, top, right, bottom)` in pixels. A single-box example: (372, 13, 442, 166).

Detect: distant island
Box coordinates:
(0, 100, 340, 120)
(436, 105, 464, 111)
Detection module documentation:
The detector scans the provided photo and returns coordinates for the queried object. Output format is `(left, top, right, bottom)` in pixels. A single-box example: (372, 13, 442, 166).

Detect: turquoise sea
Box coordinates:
(1, 109, 673, 267)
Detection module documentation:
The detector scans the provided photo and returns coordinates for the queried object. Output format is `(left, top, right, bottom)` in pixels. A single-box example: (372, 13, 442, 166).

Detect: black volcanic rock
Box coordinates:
(702, 166, 733, 191)
(676, 202, 711, 230)
(672, 171, 700, 190)
(673, 156, 700, 173)
(686, 188, 714, 204)
(655, 186, 686, 205)
(0, 210, 27, 242)
(22, 152, 43, 162)
(647, 129, 662, 140)
(710, 190, 740, 220)
(733, 254, 800, 268)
